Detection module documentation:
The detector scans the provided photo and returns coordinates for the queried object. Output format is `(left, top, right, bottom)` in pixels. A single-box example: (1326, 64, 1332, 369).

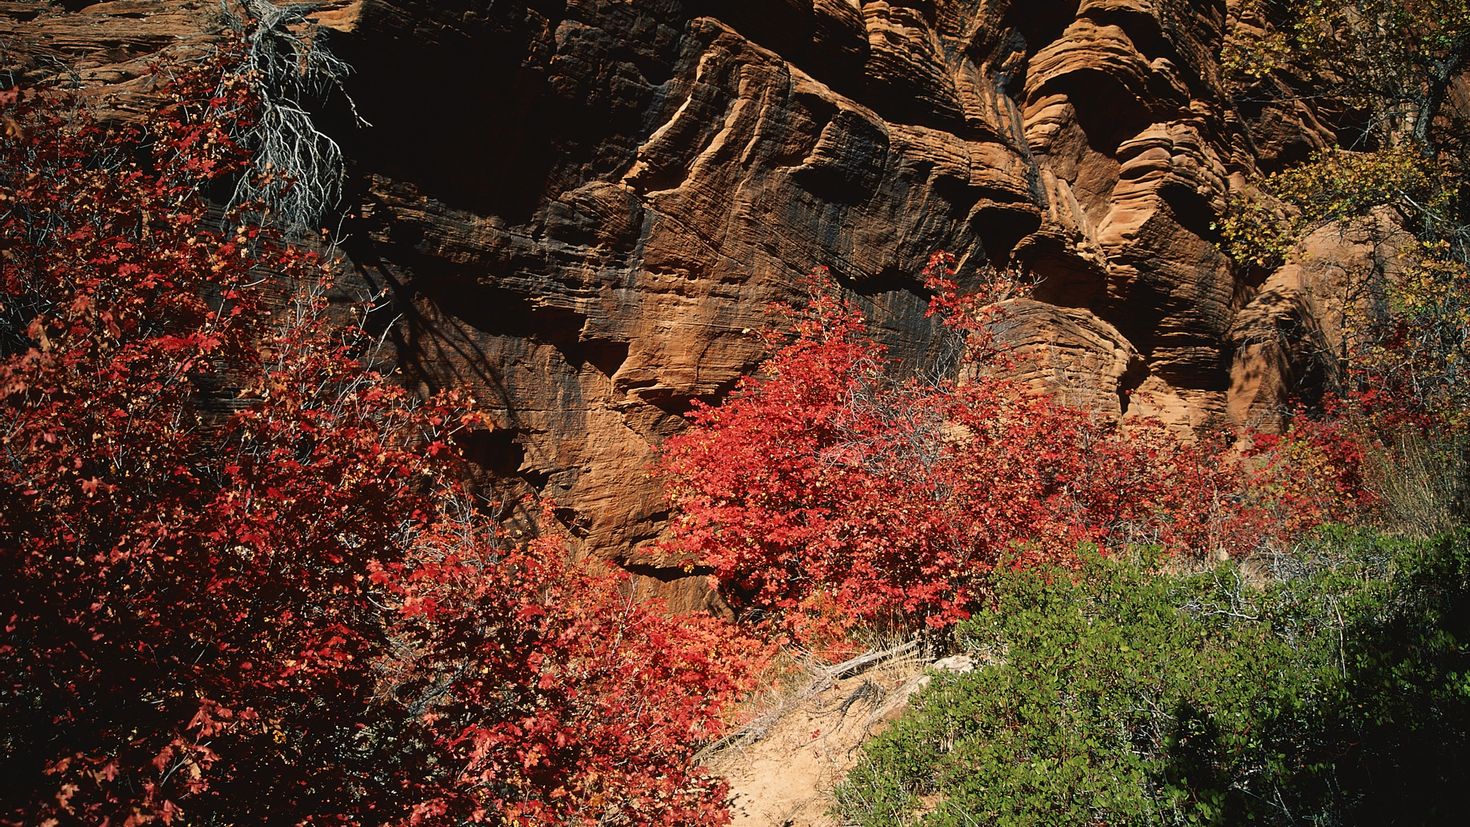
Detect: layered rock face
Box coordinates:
(3, 0, 1339, 601)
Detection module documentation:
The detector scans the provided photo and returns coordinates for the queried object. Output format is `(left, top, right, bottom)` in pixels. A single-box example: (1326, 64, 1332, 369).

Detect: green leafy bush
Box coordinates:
(836, 528, 1470, 826)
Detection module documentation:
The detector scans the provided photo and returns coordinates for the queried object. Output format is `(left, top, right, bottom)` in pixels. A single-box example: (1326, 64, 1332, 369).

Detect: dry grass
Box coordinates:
(1365, 428, 1466, 536)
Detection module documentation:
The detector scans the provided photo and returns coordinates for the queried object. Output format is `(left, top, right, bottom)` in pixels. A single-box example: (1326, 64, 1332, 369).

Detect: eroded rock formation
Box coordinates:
(1, 0, 1355, 602)
(1228, 208, 1411, 430)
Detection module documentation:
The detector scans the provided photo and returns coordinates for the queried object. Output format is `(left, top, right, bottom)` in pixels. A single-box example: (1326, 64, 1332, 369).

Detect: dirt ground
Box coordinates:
(705, 648, 932, 827)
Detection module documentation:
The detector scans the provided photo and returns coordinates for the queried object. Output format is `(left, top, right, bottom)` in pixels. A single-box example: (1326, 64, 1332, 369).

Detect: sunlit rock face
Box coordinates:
(3, 0, 1341, 603)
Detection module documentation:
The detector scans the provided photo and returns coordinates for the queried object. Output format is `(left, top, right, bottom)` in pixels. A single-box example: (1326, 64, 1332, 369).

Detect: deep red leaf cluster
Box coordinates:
(659, 260, 1277, 638)
(0, 47, 756, 826)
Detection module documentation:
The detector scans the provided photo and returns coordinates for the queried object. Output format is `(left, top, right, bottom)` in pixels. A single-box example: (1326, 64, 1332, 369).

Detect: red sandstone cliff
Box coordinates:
(2, 0, 1389, 602)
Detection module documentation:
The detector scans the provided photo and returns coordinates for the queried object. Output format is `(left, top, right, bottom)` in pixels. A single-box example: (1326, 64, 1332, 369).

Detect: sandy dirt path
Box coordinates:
(707, 649, 934, 827)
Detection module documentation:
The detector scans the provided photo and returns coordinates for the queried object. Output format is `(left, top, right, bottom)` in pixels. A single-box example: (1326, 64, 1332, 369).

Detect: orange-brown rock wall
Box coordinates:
(1, 0, 1362, 602)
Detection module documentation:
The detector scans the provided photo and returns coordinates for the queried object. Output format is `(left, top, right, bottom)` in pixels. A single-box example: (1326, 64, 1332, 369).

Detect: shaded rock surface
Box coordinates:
(1228, 209, 1411, 430)
(1, 0, 1365, 602)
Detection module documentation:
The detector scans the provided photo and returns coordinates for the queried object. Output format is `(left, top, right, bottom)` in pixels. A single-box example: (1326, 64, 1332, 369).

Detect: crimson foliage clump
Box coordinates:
(0, 46, 757, 826)
(659, 262, 1271, 639)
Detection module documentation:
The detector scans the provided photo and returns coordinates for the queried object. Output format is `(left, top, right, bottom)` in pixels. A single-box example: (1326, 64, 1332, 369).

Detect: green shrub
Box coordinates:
(836, 529, 1470, 826)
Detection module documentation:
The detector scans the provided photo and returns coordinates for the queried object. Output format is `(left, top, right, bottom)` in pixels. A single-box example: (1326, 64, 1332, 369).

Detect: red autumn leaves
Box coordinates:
(1, 29, 1386, 827)
(0, 48, 754, 826)
(658, 260, 1339, 641)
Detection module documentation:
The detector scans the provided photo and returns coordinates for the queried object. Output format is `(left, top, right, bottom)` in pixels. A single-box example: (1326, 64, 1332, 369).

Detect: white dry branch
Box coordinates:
(696, 639, 920, 762)
(220, 0, 366, 235)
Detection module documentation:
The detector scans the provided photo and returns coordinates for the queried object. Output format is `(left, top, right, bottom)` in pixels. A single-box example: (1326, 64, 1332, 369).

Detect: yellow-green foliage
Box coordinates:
(1219, 1, 1292, 91)
(1219, 148, 1443, 269)
(1221, 149, 1470, 416)
(1221, 0, 1470, 106)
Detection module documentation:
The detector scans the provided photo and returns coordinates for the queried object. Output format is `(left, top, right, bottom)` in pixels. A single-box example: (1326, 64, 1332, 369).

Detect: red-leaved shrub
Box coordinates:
(374, 522, 765, 826)
(659, 260, 1270, 637)
(0, 41, 755, 826)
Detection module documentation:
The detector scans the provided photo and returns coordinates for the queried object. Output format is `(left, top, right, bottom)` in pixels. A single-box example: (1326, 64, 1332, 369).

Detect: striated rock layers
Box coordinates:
(2, 0, 1348, 602)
